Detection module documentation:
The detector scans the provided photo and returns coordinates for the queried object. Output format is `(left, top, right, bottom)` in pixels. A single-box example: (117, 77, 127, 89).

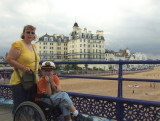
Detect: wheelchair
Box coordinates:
(13, 85, 64, 121)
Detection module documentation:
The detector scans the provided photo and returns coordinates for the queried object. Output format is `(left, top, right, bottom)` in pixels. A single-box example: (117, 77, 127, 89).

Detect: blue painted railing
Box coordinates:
(0, 60, 160, 121)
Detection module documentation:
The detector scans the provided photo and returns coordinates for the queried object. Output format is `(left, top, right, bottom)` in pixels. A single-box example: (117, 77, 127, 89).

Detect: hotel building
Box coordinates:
(35, 22, 105, 61)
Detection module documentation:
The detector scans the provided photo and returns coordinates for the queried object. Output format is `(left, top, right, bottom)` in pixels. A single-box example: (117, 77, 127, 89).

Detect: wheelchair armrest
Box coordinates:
(35, 94, 50, 98)
(35, 94, 54, 105)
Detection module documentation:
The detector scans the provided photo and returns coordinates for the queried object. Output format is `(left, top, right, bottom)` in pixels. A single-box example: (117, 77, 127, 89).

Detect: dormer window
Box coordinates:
(58, 38, 61, 42)
(49, 37, 53, 41)
(44, 37, 48, 41)
(93, 35, 97, 39)
(76, 35, 79, 38)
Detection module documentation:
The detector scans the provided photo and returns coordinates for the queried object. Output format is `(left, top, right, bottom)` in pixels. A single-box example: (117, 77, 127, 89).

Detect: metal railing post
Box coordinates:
(118, 62, 123, 97)
(116, 61, 123, 121)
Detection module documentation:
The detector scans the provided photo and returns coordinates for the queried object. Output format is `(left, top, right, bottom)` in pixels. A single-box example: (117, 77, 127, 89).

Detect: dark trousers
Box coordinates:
(12, 83, 31, 115)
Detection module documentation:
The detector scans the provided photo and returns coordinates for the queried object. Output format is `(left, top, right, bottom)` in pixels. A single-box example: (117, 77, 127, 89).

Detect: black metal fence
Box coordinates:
(0, 60, 160, 121)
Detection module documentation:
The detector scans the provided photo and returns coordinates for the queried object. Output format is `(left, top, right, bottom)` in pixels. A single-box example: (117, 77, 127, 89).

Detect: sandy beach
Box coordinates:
(60, 66, 160, 101)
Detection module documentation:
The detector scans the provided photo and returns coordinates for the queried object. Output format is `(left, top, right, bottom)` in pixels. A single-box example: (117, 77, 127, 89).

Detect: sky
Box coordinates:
(0, 0, 160, 59)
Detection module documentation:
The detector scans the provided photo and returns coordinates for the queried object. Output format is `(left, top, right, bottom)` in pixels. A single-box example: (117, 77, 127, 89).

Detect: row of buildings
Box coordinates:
(35, 22, 148, 70)
(0, 22, 148, 70)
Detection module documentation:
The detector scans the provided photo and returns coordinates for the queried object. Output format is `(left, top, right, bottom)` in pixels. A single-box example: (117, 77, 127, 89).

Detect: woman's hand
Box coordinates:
(22, 66, 30, 72)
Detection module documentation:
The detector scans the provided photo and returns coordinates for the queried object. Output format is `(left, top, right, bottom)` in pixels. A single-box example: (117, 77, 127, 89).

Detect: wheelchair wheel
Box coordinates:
(14, 101, 46, 121)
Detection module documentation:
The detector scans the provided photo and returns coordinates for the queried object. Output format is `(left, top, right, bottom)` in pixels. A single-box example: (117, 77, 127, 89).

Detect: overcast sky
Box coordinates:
(0, 0, 160, 59)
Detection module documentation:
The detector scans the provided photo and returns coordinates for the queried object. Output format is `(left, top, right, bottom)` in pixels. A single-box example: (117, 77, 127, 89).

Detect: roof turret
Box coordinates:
(73, 22, 79, 27)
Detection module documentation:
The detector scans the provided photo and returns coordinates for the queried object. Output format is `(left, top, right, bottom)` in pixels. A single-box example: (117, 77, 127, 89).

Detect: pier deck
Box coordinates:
(0, 105, 12, 121)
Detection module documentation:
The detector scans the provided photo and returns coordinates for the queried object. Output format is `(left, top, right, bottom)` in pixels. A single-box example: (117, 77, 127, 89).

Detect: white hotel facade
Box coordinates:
(35, 22, 148, 70)
(35, 22, 105, 61)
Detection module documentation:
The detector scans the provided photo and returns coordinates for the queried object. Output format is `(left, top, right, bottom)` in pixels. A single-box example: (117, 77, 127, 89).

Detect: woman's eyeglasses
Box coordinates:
(26, 31, 35, 35)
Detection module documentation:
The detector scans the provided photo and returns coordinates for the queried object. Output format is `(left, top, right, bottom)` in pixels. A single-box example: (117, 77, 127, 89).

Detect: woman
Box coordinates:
(6, 25, 40, 115)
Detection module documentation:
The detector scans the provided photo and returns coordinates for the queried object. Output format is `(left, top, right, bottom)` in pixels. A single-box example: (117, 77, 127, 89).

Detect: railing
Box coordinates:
(0, 60, 160, 121)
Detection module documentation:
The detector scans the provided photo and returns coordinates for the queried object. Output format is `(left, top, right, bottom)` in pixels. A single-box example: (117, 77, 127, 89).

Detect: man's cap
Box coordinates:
(41, 61, 56, 70)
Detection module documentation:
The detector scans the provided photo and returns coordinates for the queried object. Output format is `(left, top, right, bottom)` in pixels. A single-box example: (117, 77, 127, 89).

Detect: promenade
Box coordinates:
(0, 105, 12, 121)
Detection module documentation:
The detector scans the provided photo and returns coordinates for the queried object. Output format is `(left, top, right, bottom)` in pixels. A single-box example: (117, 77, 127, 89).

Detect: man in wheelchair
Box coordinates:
(37, 61, 93, 121)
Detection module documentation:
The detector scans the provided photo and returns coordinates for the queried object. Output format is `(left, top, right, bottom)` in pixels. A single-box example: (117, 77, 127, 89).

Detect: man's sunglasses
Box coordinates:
(26, 31, 35, 35)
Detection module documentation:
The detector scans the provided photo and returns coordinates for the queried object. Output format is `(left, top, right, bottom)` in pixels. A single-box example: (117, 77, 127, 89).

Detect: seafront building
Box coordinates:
(35, 22, 105, 61)
(105, 48, 148, 70)
(35, 22, 148, 70)
(35, 22, 108, 69)
(35, 33, 69, 61)
(68, 22, 105, 61)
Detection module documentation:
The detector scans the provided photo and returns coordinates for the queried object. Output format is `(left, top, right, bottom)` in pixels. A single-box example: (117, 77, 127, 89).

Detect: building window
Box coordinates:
(44, 37, 48, 41)
(76, 35, 79, 38)
(93, 35, 97, 39)
(49, 37, 53, 41)
(58, 38, 61, 42)
(57, 47, 61, 50)
(43, 47, 47, 49)
(43, 42, 47, 45)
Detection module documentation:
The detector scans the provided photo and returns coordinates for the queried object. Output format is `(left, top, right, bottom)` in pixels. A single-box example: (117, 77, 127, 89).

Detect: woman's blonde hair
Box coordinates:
(21, 25, 37, 40)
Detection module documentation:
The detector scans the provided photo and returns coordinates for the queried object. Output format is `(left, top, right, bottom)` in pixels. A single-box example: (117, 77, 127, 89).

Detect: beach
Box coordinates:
(60, 66, 160, 101)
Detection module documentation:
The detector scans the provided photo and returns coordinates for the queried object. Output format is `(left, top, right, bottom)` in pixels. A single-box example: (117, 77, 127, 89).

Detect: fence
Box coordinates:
(0, 60, 160, 121)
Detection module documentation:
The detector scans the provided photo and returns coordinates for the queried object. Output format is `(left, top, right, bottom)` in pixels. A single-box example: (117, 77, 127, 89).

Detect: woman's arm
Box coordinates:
(6, 47, 30, 72)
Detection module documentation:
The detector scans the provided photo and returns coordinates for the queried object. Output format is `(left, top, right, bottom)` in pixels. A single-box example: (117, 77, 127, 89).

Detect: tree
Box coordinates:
(84, 64, 88, 73)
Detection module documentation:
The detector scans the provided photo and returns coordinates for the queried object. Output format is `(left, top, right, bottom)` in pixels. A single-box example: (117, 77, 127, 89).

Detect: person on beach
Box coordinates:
(37, 61, 93, 121)
(6, 25, 40, 115)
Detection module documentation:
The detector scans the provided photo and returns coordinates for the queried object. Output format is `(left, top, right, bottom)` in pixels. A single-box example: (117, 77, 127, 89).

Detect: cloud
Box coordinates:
(0, 0, 160, 59)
